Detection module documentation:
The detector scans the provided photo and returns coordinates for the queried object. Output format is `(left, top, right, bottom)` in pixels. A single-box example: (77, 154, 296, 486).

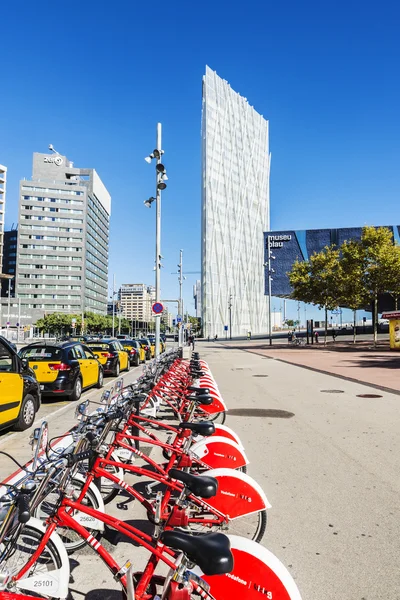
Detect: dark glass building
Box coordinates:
(264, 226, 400, 312)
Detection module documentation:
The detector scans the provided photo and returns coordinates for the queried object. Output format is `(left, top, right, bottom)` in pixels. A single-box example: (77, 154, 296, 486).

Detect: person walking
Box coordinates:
(247, 331, 252, 340)
(214, 334, 218, 342)
(332, 328, 337, 342)
(315, 330, 319, 343)
(191, 335, 195, 350)
(288, 330, 293, 343)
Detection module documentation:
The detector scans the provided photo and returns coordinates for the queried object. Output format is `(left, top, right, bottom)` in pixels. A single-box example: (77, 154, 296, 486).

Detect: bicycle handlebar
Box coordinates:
(17, 493, 31, 524)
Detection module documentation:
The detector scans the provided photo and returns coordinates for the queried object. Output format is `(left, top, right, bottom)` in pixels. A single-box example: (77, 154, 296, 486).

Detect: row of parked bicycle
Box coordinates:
(0, 349, 302, 599)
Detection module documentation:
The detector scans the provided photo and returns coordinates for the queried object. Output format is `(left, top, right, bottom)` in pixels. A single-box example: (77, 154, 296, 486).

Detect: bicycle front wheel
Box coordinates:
(1, 526, 63, 598)
(184, 506, 267, 543)
(33, 479, 101, 553)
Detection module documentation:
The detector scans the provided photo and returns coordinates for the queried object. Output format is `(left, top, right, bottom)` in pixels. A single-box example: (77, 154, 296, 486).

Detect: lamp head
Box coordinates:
(157, 182, 167, 191)
(144, 196, 156, 208)
(156, 163, 165, 173)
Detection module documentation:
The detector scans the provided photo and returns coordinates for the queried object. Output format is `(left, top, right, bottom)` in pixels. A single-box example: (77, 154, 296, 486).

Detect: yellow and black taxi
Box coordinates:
(148, 334, 165, 354)
(0, 336, 41, 431)
(119, 339, 146, 366)
(19, 341, 104, 402)
(85, 338, 130, 376)
(137, 338, 152, 360)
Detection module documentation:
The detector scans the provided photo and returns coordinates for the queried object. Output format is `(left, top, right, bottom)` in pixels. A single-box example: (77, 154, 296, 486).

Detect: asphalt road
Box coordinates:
(0, 343, 398, 599)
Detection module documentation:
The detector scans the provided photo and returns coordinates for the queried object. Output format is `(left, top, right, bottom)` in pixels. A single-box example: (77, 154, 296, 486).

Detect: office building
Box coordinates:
(201, 66, 271, 337)
(161, 308, 173, 331)
(16, 152, 111, 322)
(0, 165, 7, 270)
(119, 284, 155, 323)
(1, 228, 18, 297)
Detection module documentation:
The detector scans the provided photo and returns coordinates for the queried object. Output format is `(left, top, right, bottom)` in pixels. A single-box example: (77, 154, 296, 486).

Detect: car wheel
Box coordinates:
(125, 358, 130, 372)
(135, 355, 140, 367)
(14, 394, 36, 431)
(96, 368, 104, 389)
(114, 362, 120, 377)
(70, 377, 82, 402)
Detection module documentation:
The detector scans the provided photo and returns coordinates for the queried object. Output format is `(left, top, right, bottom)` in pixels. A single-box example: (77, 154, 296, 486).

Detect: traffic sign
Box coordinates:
(176, 315, 182, 323)
(152, 302, 164, 315)
(331, 309, 342, 315)
(16, 322, 19, 327)
(224, 325, 228, 331)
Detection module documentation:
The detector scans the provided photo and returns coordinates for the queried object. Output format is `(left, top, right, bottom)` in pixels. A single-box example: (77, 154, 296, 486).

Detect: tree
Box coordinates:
(338, 240, 369, 343)
(289, 246, 342, 344)
(356, 226, 400, 345)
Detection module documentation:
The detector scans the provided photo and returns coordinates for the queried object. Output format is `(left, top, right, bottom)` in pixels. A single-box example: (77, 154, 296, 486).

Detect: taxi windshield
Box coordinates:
(87, 343, 110, 351)
(20, 346, 62, 361)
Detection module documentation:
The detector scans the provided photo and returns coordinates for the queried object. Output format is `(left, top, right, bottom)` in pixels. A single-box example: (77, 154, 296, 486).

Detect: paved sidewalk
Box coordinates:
(200, 344, 400, 600)
(213, 339, 400, 393)
(0, 346, 398, 600)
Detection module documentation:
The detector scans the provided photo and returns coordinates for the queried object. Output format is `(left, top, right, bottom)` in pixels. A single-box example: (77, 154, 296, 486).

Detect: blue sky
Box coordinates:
(2, 1, 400, 323)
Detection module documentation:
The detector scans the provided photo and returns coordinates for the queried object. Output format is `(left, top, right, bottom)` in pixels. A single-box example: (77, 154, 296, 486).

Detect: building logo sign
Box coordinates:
(44, 156, 63, 166)
(267, 234, 292, 248)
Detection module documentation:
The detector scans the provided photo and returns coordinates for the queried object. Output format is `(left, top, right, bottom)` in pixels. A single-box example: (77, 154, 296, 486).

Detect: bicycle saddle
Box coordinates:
(178, 421, 215, 436)
(160, 530, 233, 575)
(194, 394, 213, 406)
(188, 386, 210, 394)
(168, 468, 218, 498)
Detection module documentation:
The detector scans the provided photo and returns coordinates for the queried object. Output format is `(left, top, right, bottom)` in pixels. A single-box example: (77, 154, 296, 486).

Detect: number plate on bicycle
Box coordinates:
(187, 571, 210, 593)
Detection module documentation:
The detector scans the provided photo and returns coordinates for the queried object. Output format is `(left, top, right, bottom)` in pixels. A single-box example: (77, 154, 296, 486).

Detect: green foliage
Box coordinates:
(284, 319, 295, 327)
(287, 226, 400, 344)
(288, 245, 341, 310)
(35, 311, 131, 336)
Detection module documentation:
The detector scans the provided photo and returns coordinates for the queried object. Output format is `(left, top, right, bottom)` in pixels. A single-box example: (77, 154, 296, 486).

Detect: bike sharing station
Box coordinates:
(0, 349, 303, 600)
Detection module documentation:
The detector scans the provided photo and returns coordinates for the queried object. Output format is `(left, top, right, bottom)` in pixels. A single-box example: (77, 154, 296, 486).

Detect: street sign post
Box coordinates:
(176, 315, 182, 323)
(152, 302, 164, 315)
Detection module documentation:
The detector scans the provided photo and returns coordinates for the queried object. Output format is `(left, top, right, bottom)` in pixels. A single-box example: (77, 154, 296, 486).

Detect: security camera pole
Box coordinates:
(178, 250, 183, 349)
(154, 124, 162, 358)
(266, 235, 275, 346)
(144, 124, 167, 358)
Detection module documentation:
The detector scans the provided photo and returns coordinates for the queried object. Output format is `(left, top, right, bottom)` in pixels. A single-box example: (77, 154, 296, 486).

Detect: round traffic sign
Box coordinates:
(152, 302, 164, 315)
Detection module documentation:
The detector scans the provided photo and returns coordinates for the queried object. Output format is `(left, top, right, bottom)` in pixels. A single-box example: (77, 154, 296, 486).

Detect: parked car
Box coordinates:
(19, 341, 103, 402)
(85, 339, 130, 376)
(120, 339, 146, 366)
(137, 338, 152, 361)
(147, 335, 165, 354)
(0, 336, 41, 431)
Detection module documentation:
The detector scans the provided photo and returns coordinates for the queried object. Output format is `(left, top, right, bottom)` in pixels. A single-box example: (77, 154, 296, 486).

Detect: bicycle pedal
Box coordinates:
(117, 503, 129, 510)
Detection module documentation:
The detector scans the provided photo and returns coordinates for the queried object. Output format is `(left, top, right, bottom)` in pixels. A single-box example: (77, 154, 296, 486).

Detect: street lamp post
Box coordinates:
(228, 294, 232, 340)
(178, 249, 183, 348)
(265, 236, 275, 346)
(112, 274, 116, 337)
(144, 123, 167, 358)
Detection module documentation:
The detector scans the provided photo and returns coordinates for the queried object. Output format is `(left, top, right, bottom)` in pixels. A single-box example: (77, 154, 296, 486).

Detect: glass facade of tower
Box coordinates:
(201, 66, 271, 337)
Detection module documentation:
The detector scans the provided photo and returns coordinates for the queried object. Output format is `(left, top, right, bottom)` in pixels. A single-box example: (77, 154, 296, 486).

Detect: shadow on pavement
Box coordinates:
(340, 355, 400, 369)
(228, 408, 294, 418)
